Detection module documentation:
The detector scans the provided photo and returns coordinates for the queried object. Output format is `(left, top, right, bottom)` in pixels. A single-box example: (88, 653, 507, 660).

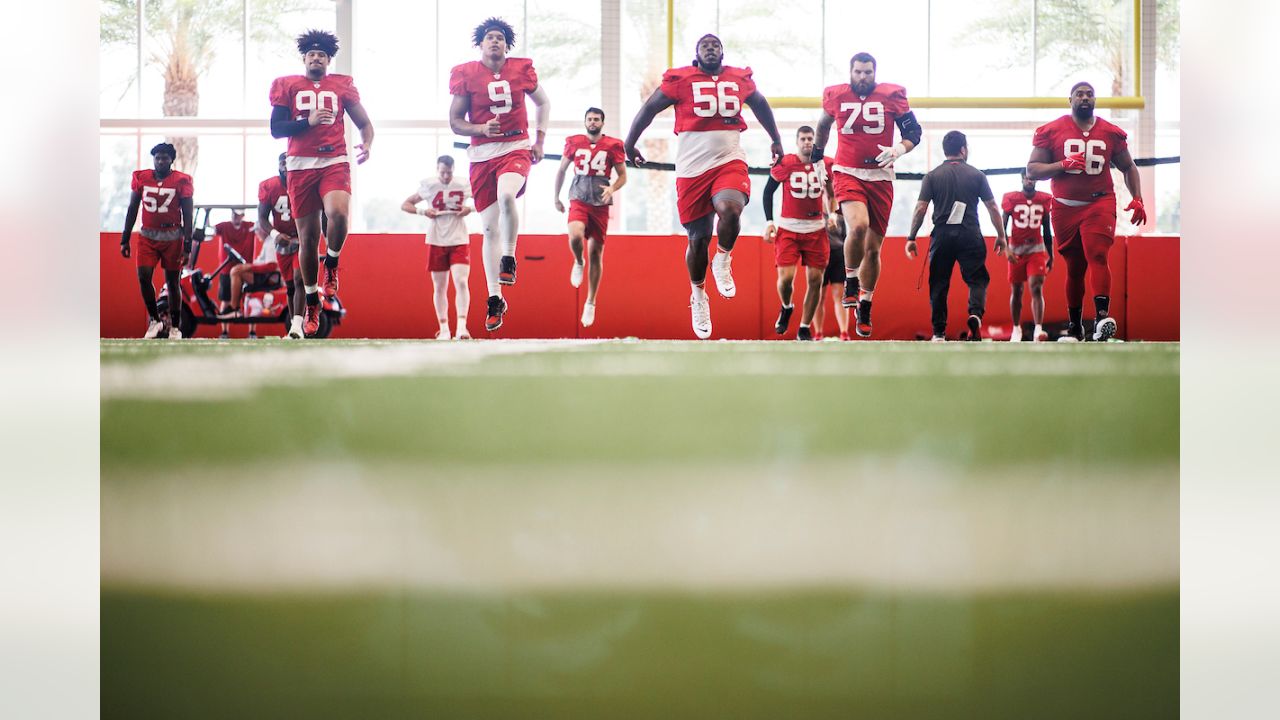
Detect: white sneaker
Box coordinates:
(287, 315, 305, 339)
(570, 262, 584, 288)
(168, 325, 182, 340)
(690, 292, 712, 339)
(1033, 325, 1048, 342)
(931, 335, 946, 343)
(1057, 336, 1080, 343)
(456, 326, 471, 340)
(435, 327, 451, 340)
(581, 302, 596, 328)
(1009, 326, 1023, 342)
(711, 252, 736, 298)
(143, 318, 165, 339)
(1092, 316, 1117, 341)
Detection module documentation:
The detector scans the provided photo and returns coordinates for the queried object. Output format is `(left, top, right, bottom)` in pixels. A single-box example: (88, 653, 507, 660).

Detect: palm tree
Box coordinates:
(101, 0, 317, 174)
(964, 0, 1179, 97)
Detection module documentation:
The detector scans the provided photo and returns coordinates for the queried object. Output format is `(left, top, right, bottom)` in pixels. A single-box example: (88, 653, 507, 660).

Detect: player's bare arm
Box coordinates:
(347, 101, 374, 164)
(905, 200, 929, 259)
(553, 154, 573, 213)
(528, 85, 550, 164)
(449, 94, 500, 138)
(811, 111, 835, 164)
(743, 91, 784, 165)
(984, 198, 1009, 257)
(1025, 146, 1062, 181)
(180, 196, 195, 258)
(623, 89, 676, 165)
(120, 189, 142, 258)
(1113, 145, 1147, 225)
(401, 193, 424, 215)
(256, 200, 273, 241)
(600, 163, 627, 204)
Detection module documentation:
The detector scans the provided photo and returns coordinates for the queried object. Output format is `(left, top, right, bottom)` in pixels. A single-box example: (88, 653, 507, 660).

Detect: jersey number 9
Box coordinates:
(488, 81, 513, 115)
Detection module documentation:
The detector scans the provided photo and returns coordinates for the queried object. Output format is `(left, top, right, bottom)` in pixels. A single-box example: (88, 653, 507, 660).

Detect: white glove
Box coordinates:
(874, 142, 908, 169)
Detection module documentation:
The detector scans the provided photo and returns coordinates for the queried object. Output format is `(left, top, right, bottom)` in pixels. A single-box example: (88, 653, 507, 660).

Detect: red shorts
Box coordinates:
(774, 227, 829, 268)
(470, 149, 531, 213)
(287, 162, 351, 218)
(427, 244, 470, 272)
(1007, 251, 1048, 284)
(1052, 197, 1117, 253)
(567, 201, 611, 244)
(275, 251, 298, 278)
(674, 160, 751, 225)
(832, 172, 894, 237)
(136, 237, 184, 271)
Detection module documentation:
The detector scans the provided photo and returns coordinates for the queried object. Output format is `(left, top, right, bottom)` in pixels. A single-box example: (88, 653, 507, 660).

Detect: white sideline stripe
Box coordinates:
(100, 340, 1177, 400)
(102, 461, 1178, 595)
(99, 340, 607, 400)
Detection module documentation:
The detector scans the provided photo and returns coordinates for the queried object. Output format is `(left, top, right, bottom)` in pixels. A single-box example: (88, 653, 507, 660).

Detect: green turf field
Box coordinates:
(101, 339, 1179, 719)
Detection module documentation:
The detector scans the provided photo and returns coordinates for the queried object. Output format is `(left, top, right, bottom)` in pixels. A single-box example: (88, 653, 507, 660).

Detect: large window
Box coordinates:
(100, 0, 1178, 234)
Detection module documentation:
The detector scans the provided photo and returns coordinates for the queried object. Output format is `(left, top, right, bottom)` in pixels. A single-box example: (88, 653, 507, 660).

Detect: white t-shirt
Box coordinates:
(416, 178, 473, 247)
(675, 130, 747, 179)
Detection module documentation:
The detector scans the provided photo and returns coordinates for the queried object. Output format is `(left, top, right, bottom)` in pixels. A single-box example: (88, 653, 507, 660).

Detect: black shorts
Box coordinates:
(822, 241, 845, 286)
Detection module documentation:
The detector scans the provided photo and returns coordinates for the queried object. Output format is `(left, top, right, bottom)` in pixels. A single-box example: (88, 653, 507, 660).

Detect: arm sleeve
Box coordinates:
(894, 110, 922, 146)
(270, 105, 309, 138)
(762, 176, 780, 221)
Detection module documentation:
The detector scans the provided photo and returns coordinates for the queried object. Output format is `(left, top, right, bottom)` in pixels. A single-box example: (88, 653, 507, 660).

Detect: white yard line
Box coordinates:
(102, 461, 1177, 595)
(101, 340, 1177, 400)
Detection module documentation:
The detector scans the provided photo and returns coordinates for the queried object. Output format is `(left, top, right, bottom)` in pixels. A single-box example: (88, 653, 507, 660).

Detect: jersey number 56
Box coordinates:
(691, 81, 740, 118)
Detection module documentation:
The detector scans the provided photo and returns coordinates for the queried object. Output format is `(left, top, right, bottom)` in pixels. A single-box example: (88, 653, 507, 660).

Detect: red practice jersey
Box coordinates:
(214, 220, 256, 264)
(660, 65, 756, 134)
(258, 175, 297, 236)
(1001, 191, 1053, 250)
(268, 74, 361, 169)
(131, 169, 193, 230)
(770, 154, 834, 231)
(1031, 115, 1129, 202)
(822, 82, 911, 173)
(563, 134, 626, 180)
(449, 58, 539, 150)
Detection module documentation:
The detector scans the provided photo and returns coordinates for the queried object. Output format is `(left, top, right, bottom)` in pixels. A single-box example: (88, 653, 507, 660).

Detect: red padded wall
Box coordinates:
(101, 232, 1178, 341)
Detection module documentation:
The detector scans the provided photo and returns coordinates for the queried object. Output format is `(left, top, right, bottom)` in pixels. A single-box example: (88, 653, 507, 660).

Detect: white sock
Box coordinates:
(479, 204, 503, 295)
(717, 245, 732, 256)
(691, 283, 707, 300)
(304, 284, 319, 295)
(799, 323, 810, 329)
(1034, 324, 1044, 334)
(326, 247, 341, 259)
(860, 289, 874, 301)
(782, 303, 793, 309)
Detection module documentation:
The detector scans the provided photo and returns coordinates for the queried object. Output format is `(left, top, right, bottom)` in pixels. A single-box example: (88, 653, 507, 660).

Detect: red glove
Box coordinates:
(1060, 152, 1086, 173)
(1126, 198, 1147, 226)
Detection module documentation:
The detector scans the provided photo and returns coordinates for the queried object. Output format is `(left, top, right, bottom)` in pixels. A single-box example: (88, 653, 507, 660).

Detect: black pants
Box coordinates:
(928, 226, 989, 335)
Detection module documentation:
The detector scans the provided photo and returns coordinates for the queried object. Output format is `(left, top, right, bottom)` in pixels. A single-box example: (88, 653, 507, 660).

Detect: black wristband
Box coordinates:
(271, 118, 311, 138)
(811, 146, 825, 161)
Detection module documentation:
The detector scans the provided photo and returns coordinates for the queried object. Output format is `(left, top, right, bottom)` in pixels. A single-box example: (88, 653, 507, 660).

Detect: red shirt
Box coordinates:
(1031, 115, 1128, 202)
(1001, 191, 1053, 250)
(770, 154, 834, 227)
(659, 65, 757, 134)
(268, 74, 361, 167)
(448, 58, 539, 149)
(821, 82, 911, 172)
(131, 169, 193, 230)
(258, 175, 297, 237)
(562, 134, 626, 179)
(214, 220, 256, 265)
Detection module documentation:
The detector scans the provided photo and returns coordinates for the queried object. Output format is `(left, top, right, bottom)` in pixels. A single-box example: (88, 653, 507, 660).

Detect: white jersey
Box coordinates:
(417, 178, 472, 247)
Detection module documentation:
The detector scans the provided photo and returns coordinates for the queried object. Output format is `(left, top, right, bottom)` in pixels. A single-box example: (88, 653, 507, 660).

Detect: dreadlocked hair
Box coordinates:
(472, 17, 516, 48)
(296, 29, 339, 57)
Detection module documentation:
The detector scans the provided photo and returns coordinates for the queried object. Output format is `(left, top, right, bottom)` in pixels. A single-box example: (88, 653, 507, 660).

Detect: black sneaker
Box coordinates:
(498, 255, 517, 285)
(485, 295, 508, 331)
(966, 314, 982, 341)
(855, 299, 873, 337)
(247, 330, 258, 339)
(841, 276, 860, 308)
(796, 325, 813, 341)
(219, 330, 230, 339)
(1068, 322, 1085, 342)
(774, 305, 794, 335)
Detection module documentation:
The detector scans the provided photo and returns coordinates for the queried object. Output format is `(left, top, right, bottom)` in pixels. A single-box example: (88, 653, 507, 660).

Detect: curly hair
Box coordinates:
(472, 17, 515, 48)
(150, 142, 176, 158)
(296, 29, 339, 57)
